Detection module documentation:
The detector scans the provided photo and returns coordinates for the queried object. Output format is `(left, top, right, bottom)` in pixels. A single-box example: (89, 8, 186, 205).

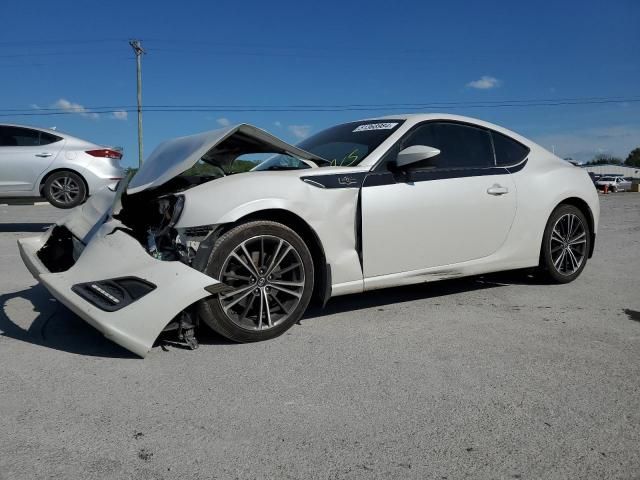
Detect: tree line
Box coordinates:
(582, 147, 640, 167)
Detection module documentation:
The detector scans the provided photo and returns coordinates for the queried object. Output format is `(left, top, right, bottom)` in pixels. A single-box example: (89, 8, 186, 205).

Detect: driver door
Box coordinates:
(361, 121, 517, 280)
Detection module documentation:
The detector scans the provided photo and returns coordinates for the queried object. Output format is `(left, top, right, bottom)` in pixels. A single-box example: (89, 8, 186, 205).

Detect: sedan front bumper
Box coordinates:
(18, 222, 218, 358)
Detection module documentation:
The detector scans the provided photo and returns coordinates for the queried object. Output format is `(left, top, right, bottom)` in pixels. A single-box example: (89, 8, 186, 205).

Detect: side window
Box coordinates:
(0, 126, 41, 147)
(0, 126, 19, 146)
(40, 132, 62, 146)
(401, 122, 494, 170)
(492, 131, 529, 166)
(0, 127, 11, 146)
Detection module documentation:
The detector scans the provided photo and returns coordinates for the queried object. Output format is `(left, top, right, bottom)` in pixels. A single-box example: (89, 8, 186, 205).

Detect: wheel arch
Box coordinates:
(551, 196, 596, 258)
(39, 168, 89, 196)
(204, 208, 331, 307)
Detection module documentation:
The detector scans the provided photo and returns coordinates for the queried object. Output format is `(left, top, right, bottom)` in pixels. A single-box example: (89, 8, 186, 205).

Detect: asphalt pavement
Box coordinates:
(1, 194, 639, 479)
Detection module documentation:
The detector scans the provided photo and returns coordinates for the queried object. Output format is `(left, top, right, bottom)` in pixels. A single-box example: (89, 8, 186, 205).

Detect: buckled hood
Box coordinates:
(127, 124, 327, 194)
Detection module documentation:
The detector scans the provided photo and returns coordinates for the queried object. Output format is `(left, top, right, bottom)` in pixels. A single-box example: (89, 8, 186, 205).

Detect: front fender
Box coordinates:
(175, 173, 364, 291)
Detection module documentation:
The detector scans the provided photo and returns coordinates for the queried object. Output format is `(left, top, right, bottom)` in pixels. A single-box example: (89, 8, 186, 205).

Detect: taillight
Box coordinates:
(86, 149, 122, 160)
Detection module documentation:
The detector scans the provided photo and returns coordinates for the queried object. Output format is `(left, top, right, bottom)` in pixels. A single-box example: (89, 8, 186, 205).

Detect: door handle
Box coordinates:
(487, 184, 509, 196)
(35, 152, 53, 158)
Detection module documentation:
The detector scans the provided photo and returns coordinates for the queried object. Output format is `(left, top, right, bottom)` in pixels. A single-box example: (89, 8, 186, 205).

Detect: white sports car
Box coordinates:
(18, 114, 599, 357)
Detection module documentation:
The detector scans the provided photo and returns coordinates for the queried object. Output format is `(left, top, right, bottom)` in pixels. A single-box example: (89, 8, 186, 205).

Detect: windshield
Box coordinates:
(254, 120, 404, 170)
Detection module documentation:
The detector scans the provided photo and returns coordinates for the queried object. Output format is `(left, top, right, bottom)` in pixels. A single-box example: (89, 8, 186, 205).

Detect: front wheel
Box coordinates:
(197, 221, 314, 342)
(539, 204, 591, 283)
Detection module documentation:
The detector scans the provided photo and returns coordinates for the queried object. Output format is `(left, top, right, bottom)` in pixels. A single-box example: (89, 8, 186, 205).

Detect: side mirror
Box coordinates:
(394, 145, 441, 169)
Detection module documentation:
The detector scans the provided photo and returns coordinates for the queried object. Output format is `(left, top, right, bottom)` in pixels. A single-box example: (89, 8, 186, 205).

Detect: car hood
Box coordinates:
(127, 123, 327, 194)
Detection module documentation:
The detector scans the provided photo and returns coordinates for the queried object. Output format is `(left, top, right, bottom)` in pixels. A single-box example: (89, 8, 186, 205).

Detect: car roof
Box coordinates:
(360, 113, 533, 147)
(0, 123, 95, 144)
(0, 122, 68, 136)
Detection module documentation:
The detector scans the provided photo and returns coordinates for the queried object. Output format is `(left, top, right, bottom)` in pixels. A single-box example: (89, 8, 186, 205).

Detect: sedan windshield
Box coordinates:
(254, 120, 404, 170)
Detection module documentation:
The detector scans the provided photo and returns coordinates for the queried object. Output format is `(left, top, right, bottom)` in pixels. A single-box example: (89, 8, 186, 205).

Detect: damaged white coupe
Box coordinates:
(18, 115, 600, 357)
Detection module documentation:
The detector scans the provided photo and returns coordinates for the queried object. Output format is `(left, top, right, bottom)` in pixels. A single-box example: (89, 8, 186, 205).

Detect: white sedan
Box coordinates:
(18, 114, 599, 357)
(595, 176, 632, 192)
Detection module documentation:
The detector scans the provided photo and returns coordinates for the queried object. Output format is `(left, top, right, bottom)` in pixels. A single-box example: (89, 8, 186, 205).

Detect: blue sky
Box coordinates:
(1, 0, 638, 166)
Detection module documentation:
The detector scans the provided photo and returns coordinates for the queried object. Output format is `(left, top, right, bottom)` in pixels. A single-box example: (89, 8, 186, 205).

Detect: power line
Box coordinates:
(1, 95, 638, 113)
(0, 49, 130, 58)
(0, 97, 638, 117)
(0, 38, 127, 46)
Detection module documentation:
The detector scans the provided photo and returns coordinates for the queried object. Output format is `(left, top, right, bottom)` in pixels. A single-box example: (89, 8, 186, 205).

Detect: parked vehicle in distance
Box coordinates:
(595, 176, 632, 192)
(587, 172, 601, 185)
(18, 114, 600, 357)
(0, 124, 124, 208)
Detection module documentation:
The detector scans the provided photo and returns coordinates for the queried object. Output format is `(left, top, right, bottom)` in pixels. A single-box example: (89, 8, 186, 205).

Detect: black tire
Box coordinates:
(539, 204, 591, 283)
(197, 220, 314, 342)
(43, 171, 87, 209)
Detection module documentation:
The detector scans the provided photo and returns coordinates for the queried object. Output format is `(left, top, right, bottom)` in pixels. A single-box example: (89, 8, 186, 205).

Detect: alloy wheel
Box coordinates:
(549, 213, 587, 276)
(50, 176, 81, 206)
(218, 235, 305, 331)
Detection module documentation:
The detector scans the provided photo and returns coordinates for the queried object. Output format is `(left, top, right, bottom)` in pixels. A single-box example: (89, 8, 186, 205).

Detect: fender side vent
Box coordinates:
(183, 225, 215, 238)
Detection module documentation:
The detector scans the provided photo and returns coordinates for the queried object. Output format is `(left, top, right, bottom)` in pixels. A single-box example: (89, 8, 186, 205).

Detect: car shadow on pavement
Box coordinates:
(0, 271, 543, 357)
(302, 269, 546, 320)
(0, 284, 136, 358)
(0, 223, 52, 233)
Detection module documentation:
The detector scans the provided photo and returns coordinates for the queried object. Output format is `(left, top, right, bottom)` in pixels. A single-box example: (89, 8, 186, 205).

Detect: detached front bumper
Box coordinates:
(18, 222, 219, 358)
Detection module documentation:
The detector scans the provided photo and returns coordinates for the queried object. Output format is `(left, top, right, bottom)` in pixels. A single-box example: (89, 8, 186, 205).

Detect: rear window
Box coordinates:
(492, 131, 529, 166)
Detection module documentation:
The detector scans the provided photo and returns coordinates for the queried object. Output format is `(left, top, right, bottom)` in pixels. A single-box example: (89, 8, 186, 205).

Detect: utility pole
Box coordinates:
(129, 39, 145, 168)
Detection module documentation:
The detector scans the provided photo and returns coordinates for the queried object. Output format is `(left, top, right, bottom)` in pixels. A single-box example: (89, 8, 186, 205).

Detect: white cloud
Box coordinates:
(533, 125, 640, 162)
(466, 75, 501, 90)
(216, 117, 230, 127)
(288, 125, 311, 140)
(30, 104, 41, 110)
(274, 121, 282, 128)
(110, 110, 128, 121)
(53, 98, 99, 120)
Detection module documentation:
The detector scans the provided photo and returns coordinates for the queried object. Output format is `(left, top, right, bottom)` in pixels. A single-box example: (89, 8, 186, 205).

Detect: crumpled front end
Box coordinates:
(17, 196, 221, 358)
(17, 123, 332, 357)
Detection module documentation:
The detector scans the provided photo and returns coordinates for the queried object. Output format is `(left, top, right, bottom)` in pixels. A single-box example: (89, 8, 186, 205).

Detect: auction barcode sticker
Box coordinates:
(353, 122, 398, 132)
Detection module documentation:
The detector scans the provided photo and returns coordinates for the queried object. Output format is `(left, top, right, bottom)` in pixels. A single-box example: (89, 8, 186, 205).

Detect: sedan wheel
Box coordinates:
(540, 205, 591, 283)
(43, 171, 87, 209)
(198, 221, 314, 342)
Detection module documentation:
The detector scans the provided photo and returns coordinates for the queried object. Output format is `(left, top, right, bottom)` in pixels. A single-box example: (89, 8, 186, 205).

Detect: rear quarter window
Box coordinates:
(40, 132, 63, 145)
(492, 131, 530, 166)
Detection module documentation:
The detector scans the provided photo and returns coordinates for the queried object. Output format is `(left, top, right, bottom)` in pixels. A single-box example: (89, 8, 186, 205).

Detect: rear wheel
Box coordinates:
(539, 204, 590, 283)
(43, 171, 87, 209)
(197, 221, 314, 342)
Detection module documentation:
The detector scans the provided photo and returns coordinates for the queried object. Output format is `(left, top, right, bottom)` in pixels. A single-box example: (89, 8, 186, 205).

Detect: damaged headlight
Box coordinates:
(157, 195, 184, 229)
(145, 195, 187, 261)
(119, 191, 214, 265)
